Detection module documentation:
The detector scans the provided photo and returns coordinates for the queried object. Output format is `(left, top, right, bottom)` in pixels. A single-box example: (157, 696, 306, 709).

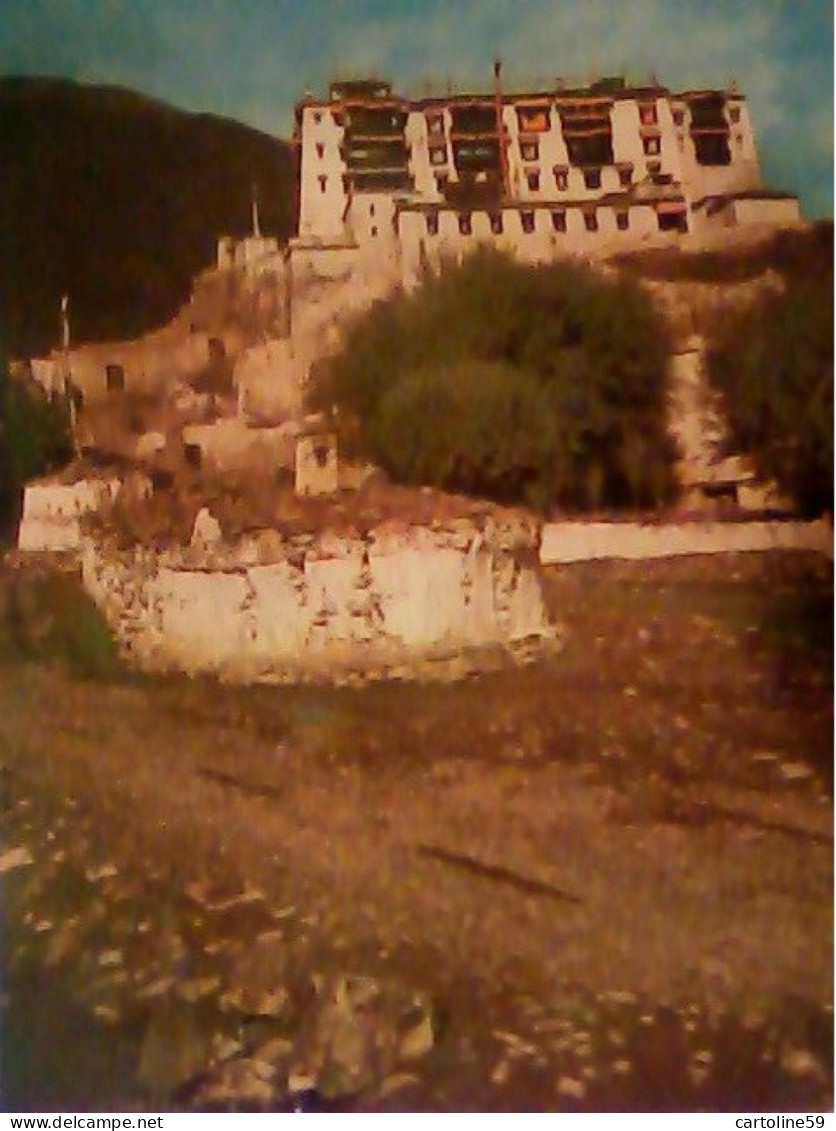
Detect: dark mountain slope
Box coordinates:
(0, 77, 295, 356)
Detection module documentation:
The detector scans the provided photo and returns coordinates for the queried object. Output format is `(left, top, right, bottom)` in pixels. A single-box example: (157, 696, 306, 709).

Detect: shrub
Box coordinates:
(0, 570, 123, 680)
(314, 248, 677, 512)
(0, 359, 73, 535)
(705, 271, 834, 516)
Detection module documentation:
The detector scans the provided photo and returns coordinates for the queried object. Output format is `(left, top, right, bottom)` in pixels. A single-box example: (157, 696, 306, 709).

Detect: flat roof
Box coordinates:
(294, 79, 743, 117)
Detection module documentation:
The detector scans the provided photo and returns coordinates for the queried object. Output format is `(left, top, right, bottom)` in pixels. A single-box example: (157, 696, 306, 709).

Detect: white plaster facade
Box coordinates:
(17, 478, 120, 552)
(292, 76, 800, 286)
(539, 518, 833, 564)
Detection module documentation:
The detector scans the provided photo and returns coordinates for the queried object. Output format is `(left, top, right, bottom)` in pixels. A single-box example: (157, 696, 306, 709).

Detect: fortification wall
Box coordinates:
(79, 512, 557, 683)
(540, 519, 833, 564)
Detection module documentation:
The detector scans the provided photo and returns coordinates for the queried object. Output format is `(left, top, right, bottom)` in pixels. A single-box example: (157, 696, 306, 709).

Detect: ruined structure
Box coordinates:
(80, 508, 557, 684)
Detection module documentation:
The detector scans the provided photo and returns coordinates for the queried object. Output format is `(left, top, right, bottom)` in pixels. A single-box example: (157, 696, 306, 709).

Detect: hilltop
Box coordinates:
(0, 77, 295, 357)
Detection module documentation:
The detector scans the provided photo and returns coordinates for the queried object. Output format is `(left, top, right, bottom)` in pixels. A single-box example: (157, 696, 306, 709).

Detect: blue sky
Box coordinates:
(1, 0, 832, 217)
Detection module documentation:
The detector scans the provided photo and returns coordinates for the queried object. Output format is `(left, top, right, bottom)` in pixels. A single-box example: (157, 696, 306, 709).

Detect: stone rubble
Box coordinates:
(1, 776, 832, 1111)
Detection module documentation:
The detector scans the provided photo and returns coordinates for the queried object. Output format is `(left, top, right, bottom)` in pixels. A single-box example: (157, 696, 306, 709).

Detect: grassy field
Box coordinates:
(0, 550, 832, 1110)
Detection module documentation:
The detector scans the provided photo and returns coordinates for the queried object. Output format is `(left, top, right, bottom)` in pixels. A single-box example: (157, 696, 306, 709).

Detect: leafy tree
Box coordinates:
(705, 273, 834, 516)
(315, 248, 677, 512)
(0, 358, 73, 535)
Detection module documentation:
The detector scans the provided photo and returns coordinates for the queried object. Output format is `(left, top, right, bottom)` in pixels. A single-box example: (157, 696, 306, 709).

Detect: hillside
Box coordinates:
(0, 77, 295, 357)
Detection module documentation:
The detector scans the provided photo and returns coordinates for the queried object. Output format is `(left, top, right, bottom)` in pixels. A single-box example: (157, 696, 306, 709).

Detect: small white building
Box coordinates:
(291, 73, 801, 286)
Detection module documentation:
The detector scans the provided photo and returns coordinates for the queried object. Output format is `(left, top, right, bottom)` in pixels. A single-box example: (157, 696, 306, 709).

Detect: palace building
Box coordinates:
(291, 68, 800, 283)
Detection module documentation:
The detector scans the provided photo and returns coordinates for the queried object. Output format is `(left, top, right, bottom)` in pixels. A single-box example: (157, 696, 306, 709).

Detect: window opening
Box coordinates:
(583, 209, 599, 232)
(458, 212, 472, 235)
(526, 170, 540, 192)
(551, 209, 566, 233)
(489, 211, 503, 234)
(583, 167, 602, 190)
(184, 443, 202, 470)
(105, 363, 125, 393)
(520, 210, 535, 234)
(657, 208, 687, 232)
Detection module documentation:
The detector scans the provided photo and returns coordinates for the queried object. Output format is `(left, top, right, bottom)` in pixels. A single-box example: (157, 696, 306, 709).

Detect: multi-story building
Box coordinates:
(291, 70, 800, 283)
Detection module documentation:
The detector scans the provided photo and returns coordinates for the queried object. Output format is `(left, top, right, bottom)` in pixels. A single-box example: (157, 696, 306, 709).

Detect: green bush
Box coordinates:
(0, 360, 73, 535)
(315, 248, 677, 512)
(0, 570, 123, 680)
(705, 272, 834, 516)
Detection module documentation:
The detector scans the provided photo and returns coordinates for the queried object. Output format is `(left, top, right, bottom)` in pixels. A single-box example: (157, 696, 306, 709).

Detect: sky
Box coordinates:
(1, 0, 832, 217)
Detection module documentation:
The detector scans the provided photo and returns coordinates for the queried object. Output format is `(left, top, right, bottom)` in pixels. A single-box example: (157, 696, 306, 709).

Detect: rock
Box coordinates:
(780, 1047, 824, 1079)
(191, 1057, 277, 1109)
(778, 761, 813, 783)
(252, 1036, 293, 1066)
(98, 948, 123, 967)
(254, 988, 289, 1018)
(44, 922, 81, 968)
(0, 846, 34, 874)
(228, 931, 289, 1016)
(373, 1071, 420, 1103)
(92, 1003, 121, 1025)
(177, 975, 221, 1004)
(491, 1058, 510, 1086)
(611, 1059, 632, 1076)
(398, 1011, 435, 1061)
(688, 1064, 710, 1088)
(557, 1075, 585, 1100)
(211, 1033, 243, 1063)
(85, 863, 118, 882)
(136, 976, 175, 1000)
(288, 973, 437, 1102)
(492, 1029, 539, 1058)
(138, 1001, 215, 1097)
(191, 508, 223, 549)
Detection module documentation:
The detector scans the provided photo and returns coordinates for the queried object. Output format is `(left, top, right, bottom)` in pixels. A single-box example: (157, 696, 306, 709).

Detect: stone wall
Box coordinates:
(540, 519, 833, 565)
(80, 512, 557, 683)
(17, 478, 120, 553)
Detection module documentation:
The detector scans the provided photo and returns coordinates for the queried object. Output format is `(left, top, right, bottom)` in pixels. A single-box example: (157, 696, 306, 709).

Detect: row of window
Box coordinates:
(311, 102, 743, 133)
(316, 161, 665, 196)
(424, 206, 687, 237)
(314, 118, 742, 166)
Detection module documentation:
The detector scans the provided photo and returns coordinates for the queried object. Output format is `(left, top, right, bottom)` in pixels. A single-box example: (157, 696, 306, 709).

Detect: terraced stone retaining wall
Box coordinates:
(80, 513, 557, 683)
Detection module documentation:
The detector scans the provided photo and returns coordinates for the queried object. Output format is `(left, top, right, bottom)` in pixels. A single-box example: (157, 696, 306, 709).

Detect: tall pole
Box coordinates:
(251, 181, 262, 239)
(60, 294, 80, 457)
(494, 58, 510, 200)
